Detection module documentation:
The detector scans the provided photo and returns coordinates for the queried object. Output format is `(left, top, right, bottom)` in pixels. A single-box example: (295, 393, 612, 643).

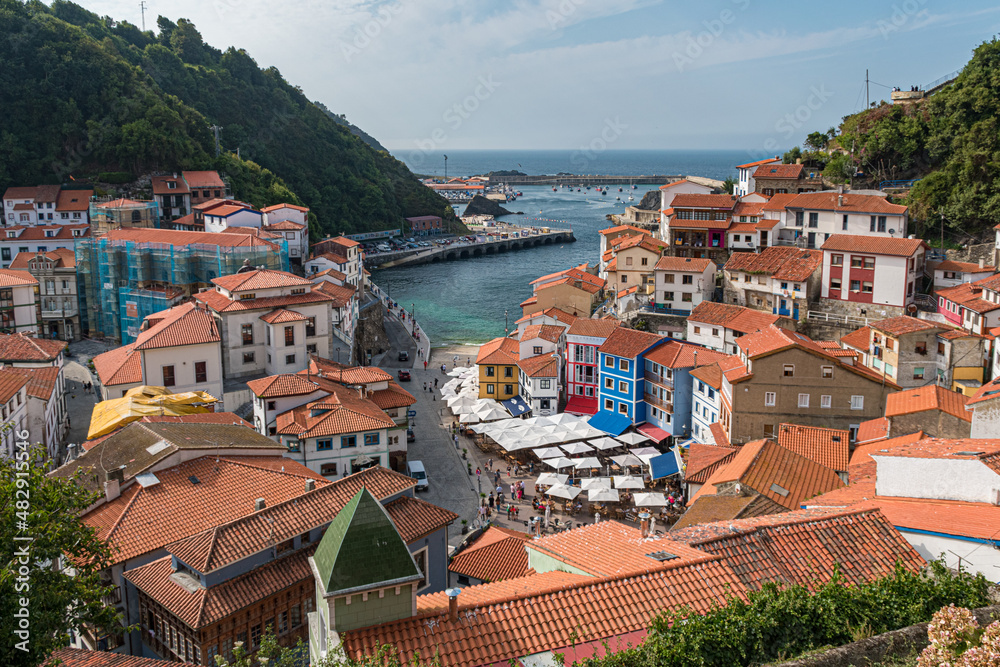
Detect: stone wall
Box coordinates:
(813, 297, 907, 322)
(353, 295, 391, 366)
(943, 242, 994, 265)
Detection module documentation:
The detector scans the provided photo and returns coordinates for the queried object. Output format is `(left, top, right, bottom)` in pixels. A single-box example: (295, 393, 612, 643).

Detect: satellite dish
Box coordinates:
(889, 228, 896, 236)
(907, 304, 918, 314)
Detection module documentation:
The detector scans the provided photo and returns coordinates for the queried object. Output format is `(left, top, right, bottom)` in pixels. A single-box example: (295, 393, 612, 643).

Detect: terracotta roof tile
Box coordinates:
(776, 423, 850, 471)
(520, 324, 565, 343)
(708, 422, 731, 448)
(867, 437, 1000, 463)
(670, 494, 762, 531)
(259, 308, 309, 324)
(0, 333, 66, 363)
(276, 389, 396, 438)
(247, 373, 321, 398)
(848, 431, 926, 470)
(728, 221, 758, 233)
(55, 189, 93, 211)
(858, 496, 1000, 542)
(366, 382, 417, 410)
(671, 193, 737, 209)
(515, 307, 579, 326)
(736, 157, 780, 169)
(264, 219, 306, 231)
(304, 357, 394, 385)
(134, 302, 220, 350)
(968, 375, 1000, 406)
(516, 352, 559, 378)
(855, 417, 890, 444)
(182, 170, 225, 189)
(820, 234, 926, 257)
(870, 316, 942, 336)
(50, 648, 197, 667)
(597, 327, 663, 359)
(448, 526, 531, 583)
(566, 318, 619, 339)
(194, 287, 334, 313)
(645, 341, 729, 370)
(935, 260, 995, 273)
(840, 326, 871, 351)
(753, 163, 804, 179)
(92, 343, 142, 386)
(9, 247, 77, 269)
(653, 256, 715, 272)
(261, 203, 310, 214)
(0, 369, 28, 403)
(724, 247, 823, 282)
(598, 224, 648, 236)
(787, 192, 907, 215)
(212, 269, 313, 292)
(0, 268, 37, 287)
(688, 301, 778, 331)
(4, 365, 59, 399)
(476, 336, 520, 365)
(684, 443, 738, 484)
(102, 228, 278, 250)
(885, 385, 971, 422)
(384, 495, 459, 542)
(935, 282, 1000, 315)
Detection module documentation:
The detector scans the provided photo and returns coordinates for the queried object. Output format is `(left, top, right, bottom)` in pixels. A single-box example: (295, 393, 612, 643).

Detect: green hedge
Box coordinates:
(576, 562, 990, 667)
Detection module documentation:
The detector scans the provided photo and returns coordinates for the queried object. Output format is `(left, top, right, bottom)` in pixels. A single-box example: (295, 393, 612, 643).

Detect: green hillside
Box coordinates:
(0, 0, 455, 235)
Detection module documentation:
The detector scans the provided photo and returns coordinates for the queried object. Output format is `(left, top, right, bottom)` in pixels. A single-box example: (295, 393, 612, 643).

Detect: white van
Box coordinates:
(406, 460, 428, 491)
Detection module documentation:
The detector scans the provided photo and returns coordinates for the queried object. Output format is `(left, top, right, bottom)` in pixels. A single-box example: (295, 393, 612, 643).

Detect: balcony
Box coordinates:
(101, 585, 122, 607)
(643, 392, 673, 412)
(644, 371, 672, 388)
(41, 308, 77, 318)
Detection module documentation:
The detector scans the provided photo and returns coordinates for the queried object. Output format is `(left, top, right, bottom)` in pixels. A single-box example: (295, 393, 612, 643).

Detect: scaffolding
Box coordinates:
(89, 197, 161, 233)
(76, 236, 289, 342)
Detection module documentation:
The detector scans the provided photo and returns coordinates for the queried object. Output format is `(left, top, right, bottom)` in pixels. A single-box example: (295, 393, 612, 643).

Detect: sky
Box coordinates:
(80, 0, 1000, 152)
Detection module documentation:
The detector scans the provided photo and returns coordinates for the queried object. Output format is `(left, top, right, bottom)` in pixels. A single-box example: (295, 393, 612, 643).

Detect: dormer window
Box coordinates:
(239, 293, 255, 300)
(290, 288, 305, 295)
(167, 181, 176, 189)
(6, 232, 15, 238)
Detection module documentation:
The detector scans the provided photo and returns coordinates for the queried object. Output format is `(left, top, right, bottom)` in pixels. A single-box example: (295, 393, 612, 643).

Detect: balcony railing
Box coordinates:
(101, 585, 122, 607)
(42, 309, 77, 318)
(643, 392, 673, 412)
(644, 371, 673, 388)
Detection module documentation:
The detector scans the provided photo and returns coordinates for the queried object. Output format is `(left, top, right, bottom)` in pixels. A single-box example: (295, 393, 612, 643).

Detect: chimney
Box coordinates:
(104, 478, 121, 502)
(254, 498, 266, 511)
(305, 479, 316, 492)
(639, 510, 651, 538)
(980, 258, 986, 269)
(357, 386, 364, 399)
(838, 195, 844, 207)
(446, 588, 461, 622)
(837, 184, 844, 194)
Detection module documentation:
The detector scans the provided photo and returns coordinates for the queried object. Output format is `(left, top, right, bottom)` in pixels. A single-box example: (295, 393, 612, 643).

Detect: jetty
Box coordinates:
(368, 228, 575, 269)
(487, 174, 680, 186)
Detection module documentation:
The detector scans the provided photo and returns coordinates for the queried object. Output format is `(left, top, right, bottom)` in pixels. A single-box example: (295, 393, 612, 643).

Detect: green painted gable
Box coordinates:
(313, 488, 420, 596)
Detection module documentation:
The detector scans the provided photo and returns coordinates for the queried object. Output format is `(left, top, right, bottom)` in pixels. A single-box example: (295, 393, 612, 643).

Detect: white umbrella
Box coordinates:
(548, 413, 582, 426)
(588, 437, 622, 451)
(580, 477, 612, 491)
(479, 407, 511, 422)
(588, 488, 620, 502)
(533, 447, 565, 459)
(546, 484, 582, 500)
(473, 399, 504, 414)
(448, 369, 465, 377)
(468, 423, 491, 434)
(573, 457, 601, 470)
(562, 442, 593, 455)
(447, 394, 476, 407)
(633, 492, 669, 507)
(611, 454, 643, 467)
(571, 425, 607, 440)
(614, 476, 645, 489)
(459, 412, 482, 424)
(541, 457, 575, 470)
(630, 447, 660, 457)
(617, 432, 651, 446)
(535, 473, 568, 487)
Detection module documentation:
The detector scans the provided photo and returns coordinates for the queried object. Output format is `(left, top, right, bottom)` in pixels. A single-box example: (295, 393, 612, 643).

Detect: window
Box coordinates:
(618, 381, 627, 393)
(850, 280, 861, 292)
(821, 366, 833, 378)
(486, 384, 495, 394)
(797, 393, 810, 408)
(851, 257, 863, 268)
(641, 257, 648, 266)
(504, 366, 513, 378)
(251, 624, 262, 649)
(364, 433, 380, 446)
(664, 274, 675, 283)
(621, 275, 627, 283)
(290, 604, 301, 628)
(604, 356, 613, 367)
(486, 366, 495, 377)
(307, 343, 317, 354)
(243, 352, 255, 364)
(850, 395, 864, 410)
(682, 274, 693, 285)
(663, 291, 675, 301)
(306, 317, 316, 337)
(808, 212, 818, 228)
(795, 211, 804, 226)
(162, 366, 175, 387)
(764, 392, 776, 407)
(842, 214, 848, 230)
(317, 438, 333, 450)
(830, 278, 842, 291)
(862, 281, 873, 293)
(604, 398, 613, 410)
(682, 293, 693, 302)
(619, 359, 629, 371)
(604, 378, 613, 389)
(241, 323, 254, 345)
(195, 361, 207, 383)
(413, 548, 429, 591)
(618, 402, 629, 414)
(533, 346, 543, 355)
(504, 384, 514, 395)
(342, 435, 357, 448)
(693, 326, 701, 334)
(540, 379, 551, 389)
(821, 395, 832, 409)
(267, 400, 276, 411)
(763, 424, 775, 437)
(284, 325, 295, 346)
(937, 342, 945, 355)
(285, 354, 295, 365)
(913, 367, 924, 380)
(783, 364, 794, 377)
(864, 257, 875, 269)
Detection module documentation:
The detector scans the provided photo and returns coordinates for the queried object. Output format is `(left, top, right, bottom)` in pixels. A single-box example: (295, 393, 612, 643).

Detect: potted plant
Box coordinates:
(460, 519, 468, 535)
(467, 463, 472, 475)
(462, 448, 468, 460)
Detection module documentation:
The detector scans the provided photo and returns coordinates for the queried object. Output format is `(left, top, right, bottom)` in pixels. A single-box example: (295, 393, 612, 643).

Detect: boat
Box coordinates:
(552, 187, 557, 192)
(618, 187, 623, 192)
(601, 190, 607, 196)
(616, 196, 621, 201)
(627, 194, 634, 202)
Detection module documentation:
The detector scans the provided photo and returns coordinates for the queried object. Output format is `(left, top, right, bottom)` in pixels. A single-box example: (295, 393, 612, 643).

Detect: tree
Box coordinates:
(782, 146, 802, 164)
(720, 176, 737, 195)
(0, 444, 122, 666)
(805, 131, 829, 152)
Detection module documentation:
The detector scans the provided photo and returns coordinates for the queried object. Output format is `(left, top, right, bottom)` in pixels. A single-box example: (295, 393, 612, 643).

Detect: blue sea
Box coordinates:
(375, 150, 742, 346)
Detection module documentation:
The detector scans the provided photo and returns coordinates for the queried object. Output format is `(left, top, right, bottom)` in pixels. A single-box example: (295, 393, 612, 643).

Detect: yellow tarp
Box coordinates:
(87, 385, 219, 440)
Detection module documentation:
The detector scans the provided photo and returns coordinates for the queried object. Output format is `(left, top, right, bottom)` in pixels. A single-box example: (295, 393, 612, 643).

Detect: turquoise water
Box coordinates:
(374, 150, 741, 345)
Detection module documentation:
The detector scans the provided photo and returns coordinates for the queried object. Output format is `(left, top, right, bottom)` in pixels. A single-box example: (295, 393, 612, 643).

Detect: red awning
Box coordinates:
(637, 423, 670, 443)
(564, 396, 598, 416)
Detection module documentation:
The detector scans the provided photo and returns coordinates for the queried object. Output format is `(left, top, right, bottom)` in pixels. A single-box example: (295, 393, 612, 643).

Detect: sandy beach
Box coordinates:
(430, 344, 481, 367)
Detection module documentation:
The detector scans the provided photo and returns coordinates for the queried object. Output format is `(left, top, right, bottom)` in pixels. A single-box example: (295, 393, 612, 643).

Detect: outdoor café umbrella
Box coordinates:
(633, 492, 669, 507)
(545, 484, 582, 500)
(541, 457, 575, 470)
(448, 368, 465, 377)
(630, 446, 660, 457)
(478, 407, 511, 422)
(613, 475, 645, 489)
(573, 457, 601, 470)
(533, 447, 565, 459)
(580, 477, 612, 490)
(458, 412, 482, 424)
(616, 432, 651, 446)
(588, 487, 620, 502)
(611, 454, 643, 468)
(562, 441, 594, 455)
(588, 437, 622, 451)
(547, 413, 581, 426)
(535, 473, 568, 487)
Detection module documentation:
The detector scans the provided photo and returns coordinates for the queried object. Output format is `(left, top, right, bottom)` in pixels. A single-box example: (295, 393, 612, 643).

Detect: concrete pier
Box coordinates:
(369, 229, 575, 269)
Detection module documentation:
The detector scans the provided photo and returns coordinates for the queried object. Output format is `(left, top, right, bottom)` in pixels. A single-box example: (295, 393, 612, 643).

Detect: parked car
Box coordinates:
(406, 460, 427, 490)
(398, 350, 409, 362)
(397, 369, 411, 382)
(406, 429, 415, 443)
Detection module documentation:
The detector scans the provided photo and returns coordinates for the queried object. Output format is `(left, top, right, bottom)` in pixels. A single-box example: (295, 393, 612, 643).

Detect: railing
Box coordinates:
(878, 178, 921, 190)
(101, 586, 122, 607)
(644, 371, 673, 388)
(643, 393, 673, 412)
(806, 310, 871, 327)
(42, 309, 77, 318)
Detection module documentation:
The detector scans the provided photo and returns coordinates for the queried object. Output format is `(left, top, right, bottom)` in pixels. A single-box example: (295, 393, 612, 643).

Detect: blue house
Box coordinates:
(643, 341, 730, 442)
(595, 328, 666, 427)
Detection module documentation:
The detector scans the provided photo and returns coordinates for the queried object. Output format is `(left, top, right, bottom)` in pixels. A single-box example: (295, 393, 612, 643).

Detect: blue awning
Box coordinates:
(648, 449, 682, 480)
(588, 410, 632, 436)
(502, 396, 530, 416)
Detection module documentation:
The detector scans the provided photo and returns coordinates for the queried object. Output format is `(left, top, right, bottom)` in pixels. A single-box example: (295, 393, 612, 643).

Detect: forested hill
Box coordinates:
(0, 0, 454, 235)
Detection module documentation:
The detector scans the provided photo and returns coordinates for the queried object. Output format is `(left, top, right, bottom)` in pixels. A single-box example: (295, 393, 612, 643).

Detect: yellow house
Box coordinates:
(476, 336, 520, 400)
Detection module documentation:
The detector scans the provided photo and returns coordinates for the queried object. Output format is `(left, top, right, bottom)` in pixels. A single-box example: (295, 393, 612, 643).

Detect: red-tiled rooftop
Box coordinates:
(135, 302, 220, 350)
(4, 365, 59, 400)
(724, 246, 823, 282)
(448, 525, 531, 583)
(885, 385, 971, 422)
(566, 318, 619, 338)
(598, 327, 663, 359)
(102, 228, 279, 249)
(753, 163, 804, 179)
(50, 648, 197, 667)
(935, 260, 995, 273)
(787, 191, 907, 215)
(653, 256, 715, 272)
(476, 336, 520, 365)
(0, 332, 66, 362)
(870, 316, 942, 336)
(776, 423, 850, 471)
(670, 193, 738, 209)
(684, 442, 738, 484)
(820, 234, 926, 257)
(212, 269, 313, 292)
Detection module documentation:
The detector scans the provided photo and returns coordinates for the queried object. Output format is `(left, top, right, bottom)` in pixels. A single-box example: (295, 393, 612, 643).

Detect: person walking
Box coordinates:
(423, 360, 427, 371)
(475, 467, 481, 479)
(423, 382, 427, 391)
(488, 493, 494, 508)
(434, 378, 438, 388)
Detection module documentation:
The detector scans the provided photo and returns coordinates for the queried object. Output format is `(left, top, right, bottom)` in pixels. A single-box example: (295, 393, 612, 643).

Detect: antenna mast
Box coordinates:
(139, 0, 147, 31)
(866, 69, 870, 109)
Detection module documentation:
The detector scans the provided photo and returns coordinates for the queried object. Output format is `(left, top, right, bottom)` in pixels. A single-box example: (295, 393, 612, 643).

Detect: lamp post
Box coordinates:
(411, 303, 416, 337)
(444, 154, 448, 181)
(336, 347, 340, 364)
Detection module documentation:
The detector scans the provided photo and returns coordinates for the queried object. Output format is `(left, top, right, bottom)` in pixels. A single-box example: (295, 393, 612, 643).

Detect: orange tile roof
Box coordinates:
(520, 324, 565, 343)
(856, 496, 1000, 542)
(617, 285, 639, 298)
(276, 390, 397, 438)
(55, 189, 93, 211)
(708, 422, 731, 448)
(658, 178, 706, 190)
(384, 495, 459, 542)
(9, 247, 77, 270)
(164, 466, 416, 573)
(787, 192, 907, 215)
(476, 336, 520, 365)
(848, 431, 926, 470)
(935, 282, 1000, 315)
(417, 570, 589, 613)
(304, 356, 394, 385)
(195, 286, 333, 313)
(653, 256, 715, 272)
(83, 456, 328, 565)
(366, 382, 417, 410)
(687, 301, 780, 331)
(537, 275, 604, 294)
(753, 163, 804, 179)
(820, 234, 926, 257)
(567, 318, 620, 338)
(696, 439, 844, 510)
(135, 302, 220, 350)
(855, 417, 890, 444)
(0, 369, 28, 403)
(644, 341, 729, 369)
(669, 494, 764, 531)
(870, 316, 942, 336)
(968, 375, 1000, 406)
(102, 228, 278, 249)
(311, 279, 356, 308)
(736, 324, 823, 357)
(0, 268, 37, 287)
(724, 246, 823, 282)
(728, 221, 758, 233)
(515, 307, 579, 326)
(671, 193, 737, 209)
(212, 269, 312, 292)
(4, 365, 59, 400)
(776, 423, 850, 471)
(2, 223, 91, 241)
(182, 170, 225, 188)
(259, 308, 309, 324)
(867, 437, 1000, 464)
(0, 332, 66, 363)
(756, 218, 781, 230)
(736, 157, 780, 169)
(50, 648, 197, 667)
(885, 385, 971, 422)
(261, 203, 310, 213)
(598, 327, 663, 359)
(685, 443, 738, 484)
(263, 219, 306, 231)
(935, 260, 995, 273)
(516, 352, 559, 378)
(598, 224, 648, 236)
(247, 373, 321, 398)
(613, 234, 668, 254)
(840, 326, 871, 351)
(448, 525, 531, 583)
(519, 295, 538, 307)
(92, 343, 142, 386)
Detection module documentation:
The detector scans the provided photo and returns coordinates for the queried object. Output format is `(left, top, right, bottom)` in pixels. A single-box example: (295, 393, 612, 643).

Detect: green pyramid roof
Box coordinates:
(313, 488, 421, 596)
